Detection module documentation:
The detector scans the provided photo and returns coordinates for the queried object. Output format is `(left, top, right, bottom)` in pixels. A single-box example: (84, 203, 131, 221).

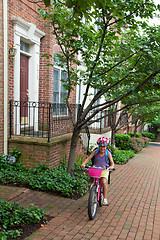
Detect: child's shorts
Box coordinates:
(100, 169, 109, 180)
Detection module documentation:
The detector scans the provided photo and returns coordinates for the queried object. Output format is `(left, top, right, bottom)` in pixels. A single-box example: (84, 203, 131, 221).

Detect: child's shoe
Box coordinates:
(103, 198, 109, 206)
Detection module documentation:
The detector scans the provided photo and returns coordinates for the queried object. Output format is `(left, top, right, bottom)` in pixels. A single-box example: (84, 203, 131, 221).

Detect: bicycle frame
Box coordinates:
(94, 178, 102, 202)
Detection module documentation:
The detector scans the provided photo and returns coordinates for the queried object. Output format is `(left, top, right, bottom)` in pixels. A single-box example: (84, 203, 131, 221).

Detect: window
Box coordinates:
(53, 53, 68, 115)
(20, 41, 29, 53)
(94, 89, 100, 108)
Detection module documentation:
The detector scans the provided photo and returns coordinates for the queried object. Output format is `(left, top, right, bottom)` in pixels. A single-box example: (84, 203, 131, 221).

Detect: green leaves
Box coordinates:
(40, 0, 160, 96)
(0, 157, 90, 198)
(113, 148, 135, 164)
(43, 0, 50, 7)
(0, 200, 46, 239)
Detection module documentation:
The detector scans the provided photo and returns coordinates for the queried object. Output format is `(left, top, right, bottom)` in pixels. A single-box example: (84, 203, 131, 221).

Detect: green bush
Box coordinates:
(128, 132, 142, 138)
(141, 131, 156, 141)
(113, 148, 135, 164)
(0, 200, 46, 239)
(115, 134, 131, 150)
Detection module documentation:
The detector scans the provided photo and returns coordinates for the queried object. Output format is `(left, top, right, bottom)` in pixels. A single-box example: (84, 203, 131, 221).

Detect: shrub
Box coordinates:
(113, 148, 135, 164)
(141, 131, 156, 141)
(115, 134, 131, 150)
(130, 137, 149, 153)
(0, 199, 46, 239)
(128, 132, 142, 138)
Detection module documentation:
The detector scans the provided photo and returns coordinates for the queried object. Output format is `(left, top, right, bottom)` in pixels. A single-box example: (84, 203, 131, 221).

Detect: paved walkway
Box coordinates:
(1, 144, 160, 240)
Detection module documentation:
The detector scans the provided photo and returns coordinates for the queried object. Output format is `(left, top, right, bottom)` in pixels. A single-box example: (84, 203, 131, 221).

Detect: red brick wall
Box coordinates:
(0, 1, 4, 153)
(8, 134, 86, 169)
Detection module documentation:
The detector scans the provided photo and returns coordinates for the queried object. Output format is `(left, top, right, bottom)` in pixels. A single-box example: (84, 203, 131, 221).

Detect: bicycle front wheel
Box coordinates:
(99, 185, 104, 207)
(88, 185, 98, 220)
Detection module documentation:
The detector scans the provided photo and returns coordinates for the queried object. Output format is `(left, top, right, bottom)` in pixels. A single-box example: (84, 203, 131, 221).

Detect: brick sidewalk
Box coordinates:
(1, 145, 160, 240)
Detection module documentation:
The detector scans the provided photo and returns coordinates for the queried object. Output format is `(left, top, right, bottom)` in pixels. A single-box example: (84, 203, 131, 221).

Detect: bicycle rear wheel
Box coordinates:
(88, 185, 98, 220)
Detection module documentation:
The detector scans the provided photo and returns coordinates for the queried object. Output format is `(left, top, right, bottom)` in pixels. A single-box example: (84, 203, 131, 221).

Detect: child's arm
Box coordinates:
(81, 150, 96, 168)
(108, 151, 115, 170)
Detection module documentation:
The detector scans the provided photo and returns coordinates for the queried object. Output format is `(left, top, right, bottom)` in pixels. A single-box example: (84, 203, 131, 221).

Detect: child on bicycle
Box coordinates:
(81, 137, 114, 206)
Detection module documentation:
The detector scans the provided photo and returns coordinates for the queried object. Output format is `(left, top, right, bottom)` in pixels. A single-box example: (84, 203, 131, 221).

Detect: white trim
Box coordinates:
(20, 50, 32, 58)
(11, 16, 45, 44)
(3, 0, 8, 154)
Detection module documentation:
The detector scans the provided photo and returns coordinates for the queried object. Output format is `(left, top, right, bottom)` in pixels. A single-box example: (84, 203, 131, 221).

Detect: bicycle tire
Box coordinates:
(99, 185, 104, 207)
(88, 185, 98, 220)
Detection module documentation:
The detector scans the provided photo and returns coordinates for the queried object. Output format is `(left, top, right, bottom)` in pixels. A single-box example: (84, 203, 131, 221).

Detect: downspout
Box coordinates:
(3, 0, 8, 154)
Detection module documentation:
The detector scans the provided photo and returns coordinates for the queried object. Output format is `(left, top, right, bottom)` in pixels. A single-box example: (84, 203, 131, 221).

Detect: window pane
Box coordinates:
(60, 84, 67, 103)
(53, 69, 60, 103)
(53, 62, 68, 115)
(94, 89, 100, 107)
(60, 71, 67, 103)
(20, 41, 29, 53)
(53, 93, 59, 103)
(54, 53, 60, 66)
(61, 71, 67, 81)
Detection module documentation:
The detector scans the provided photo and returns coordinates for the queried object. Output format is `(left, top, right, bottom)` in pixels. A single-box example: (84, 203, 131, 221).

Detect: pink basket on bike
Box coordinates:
(89, 167, 103, 178)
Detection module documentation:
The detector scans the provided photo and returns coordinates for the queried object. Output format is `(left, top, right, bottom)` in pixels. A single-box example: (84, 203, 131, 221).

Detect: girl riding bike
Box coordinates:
(81, 137, 115, 206)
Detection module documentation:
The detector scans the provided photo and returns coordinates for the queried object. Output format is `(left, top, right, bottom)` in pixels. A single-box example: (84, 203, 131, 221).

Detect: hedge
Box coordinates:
(115, 134, 131, 150)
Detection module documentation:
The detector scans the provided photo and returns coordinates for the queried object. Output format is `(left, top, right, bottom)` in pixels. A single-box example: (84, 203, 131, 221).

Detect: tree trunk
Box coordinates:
(126, 114, 130, 134)
(127, 124, 129, 134)
(110, 109, 116, 147)
(111, 128, 116, 147)
(134, 120, 138, 137)
(67, 127, 81, 173)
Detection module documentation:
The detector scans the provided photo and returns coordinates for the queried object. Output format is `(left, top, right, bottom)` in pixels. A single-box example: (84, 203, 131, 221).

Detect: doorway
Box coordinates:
(20, 54, 29, 124)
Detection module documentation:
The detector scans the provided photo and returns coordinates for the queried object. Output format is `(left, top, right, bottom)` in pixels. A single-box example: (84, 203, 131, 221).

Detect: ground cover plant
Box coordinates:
(0, 155, 90, 199)
(0, 200, 47, 240)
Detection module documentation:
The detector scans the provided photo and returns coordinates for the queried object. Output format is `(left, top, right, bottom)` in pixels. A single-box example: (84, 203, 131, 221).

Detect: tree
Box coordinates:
(107, 90, 160, 145)
(130, 103, 160, 136)
(40, 0, 160, 172)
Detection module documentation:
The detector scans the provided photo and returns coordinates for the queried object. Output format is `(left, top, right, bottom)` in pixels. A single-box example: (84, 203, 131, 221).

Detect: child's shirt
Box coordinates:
(94, 153, 109, 168)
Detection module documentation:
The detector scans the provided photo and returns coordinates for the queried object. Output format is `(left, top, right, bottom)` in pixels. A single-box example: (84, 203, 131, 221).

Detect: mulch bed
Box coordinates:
(8, 215, 53, 240)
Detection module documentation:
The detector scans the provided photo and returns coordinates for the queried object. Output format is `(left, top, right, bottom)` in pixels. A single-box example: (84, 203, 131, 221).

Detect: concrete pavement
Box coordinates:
(0, 144, 160, 240)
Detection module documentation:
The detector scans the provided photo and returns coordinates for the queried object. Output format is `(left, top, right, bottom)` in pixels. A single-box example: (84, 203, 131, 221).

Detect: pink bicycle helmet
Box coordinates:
(97, 137, 109, 147)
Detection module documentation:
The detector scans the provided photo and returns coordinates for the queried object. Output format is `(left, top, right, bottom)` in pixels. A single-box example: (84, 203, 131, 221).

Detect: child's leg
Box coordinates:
(101, 177, 108, 199)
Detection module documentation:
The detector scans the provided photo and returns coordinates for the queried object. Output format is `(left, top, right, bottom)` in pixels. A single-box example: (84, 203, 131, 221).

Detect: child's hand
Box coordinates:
(81, 163, 85, 169)
(109, 166, 115, 170)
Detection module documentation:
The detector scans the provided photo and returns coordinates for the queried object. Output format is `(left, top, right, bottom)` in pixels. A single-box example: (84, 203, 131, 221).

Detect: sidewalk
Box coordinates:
(1, 144, 160, 240)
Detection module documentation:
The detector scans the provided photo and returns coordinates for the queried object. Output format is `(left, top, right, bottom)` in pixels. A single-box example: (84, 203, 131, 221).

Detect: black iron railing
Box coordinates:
(9, 101, 111, 143)
(9, 101, 79, 142)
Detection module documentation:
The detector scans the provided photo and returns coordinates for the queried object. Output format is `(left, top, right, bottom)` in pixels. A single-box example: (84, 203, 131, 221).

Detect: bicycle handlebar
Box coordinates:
(85, 166, 115, 171)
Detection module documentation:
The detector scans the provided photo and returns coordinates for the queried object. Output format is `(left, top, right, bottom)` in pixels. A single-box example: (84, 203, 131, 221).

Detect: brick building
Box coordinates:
(1, 0, 86, 168)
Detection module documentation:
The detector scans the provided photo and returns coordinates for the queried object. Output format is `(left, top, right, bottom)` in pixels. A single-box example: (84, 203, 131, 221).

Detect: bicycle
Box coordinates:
(85, 166, 114, 220)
